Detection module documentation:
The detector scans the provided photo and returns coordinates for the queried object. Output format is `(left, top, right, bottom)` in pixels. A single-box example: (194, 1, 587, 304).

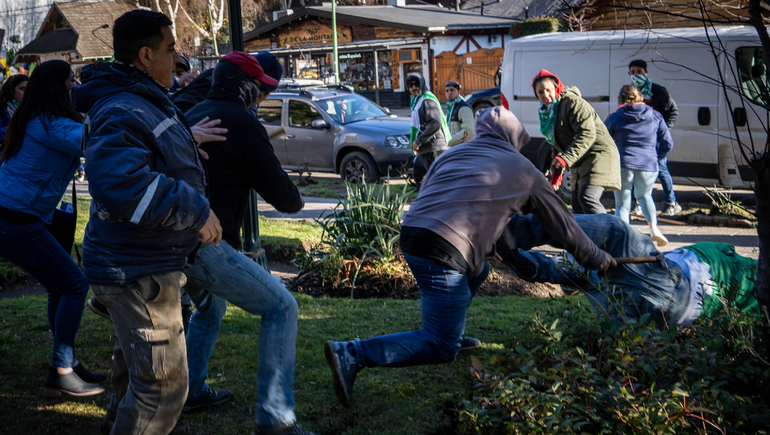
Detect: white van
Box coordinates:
(500, 26, 767, 189)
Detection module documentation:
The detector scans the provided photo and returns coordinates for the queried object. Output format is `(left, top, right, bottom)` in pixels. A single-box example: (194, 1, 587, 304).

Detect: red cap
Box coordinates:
(220, 51, 280, 87)
(531, 69, 565, 97)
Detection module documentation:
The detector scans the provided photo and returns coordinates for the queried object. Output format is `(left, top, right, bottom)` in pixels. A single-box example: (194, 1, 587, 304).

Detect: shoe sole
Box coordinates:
(651, 235, 669, 247)
(324, 341, 352, 408)
(459, 344, 481, 351)
(182, 393, 234, 412)
(87, 299, 112, 322)
(44, 385, 105, 398)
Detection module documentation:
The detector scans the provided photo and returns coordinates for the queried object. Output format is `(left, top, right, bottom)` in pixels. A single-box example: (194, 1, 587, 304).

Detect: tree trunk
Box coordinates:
(752, 153, 770, 358)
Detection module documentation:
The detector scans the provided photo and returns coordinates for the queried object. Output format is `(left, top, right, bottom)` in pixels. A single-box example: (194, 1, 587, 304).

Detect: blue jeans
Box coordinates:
(0, 218, 88, 368)
(615, 168, 658, 224)
(506, 213, 691, 328)
(183, 241, 298, 427)
(353, 253, 490, 367)
(657, 157, 676, 204)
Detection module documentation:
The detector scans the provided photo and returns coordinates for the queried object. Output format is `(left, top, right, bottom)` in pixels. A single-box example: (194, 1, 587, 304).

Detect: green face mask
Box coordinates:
(538, 99, 559, 145)
(631, 74, 653, 100)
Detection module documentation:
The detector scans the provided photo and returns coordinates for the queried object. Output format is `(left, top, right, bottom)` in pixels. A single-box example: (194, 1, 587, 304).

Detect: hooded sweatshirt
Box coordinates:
(408, 73, 450, 154)
(184, 60, 302, 250)
(400, 107, 607, 277)
(604, 103, 673, 172)
(72, 62, 210, 284)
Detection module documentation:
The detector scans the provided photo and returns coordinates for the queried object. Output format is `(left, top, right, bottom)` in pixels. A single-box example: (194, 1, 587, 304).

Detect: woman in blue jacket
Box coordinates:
(605, 85, 673, 247)
(0, 60, 105, 396)
(0, 73, 28, 145)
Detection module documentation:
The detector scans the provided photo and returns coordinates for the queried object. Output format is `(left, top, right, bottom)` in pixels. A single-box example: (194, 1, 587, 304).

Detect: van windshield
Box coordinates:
(316, 94, 387, 124)
(736, 47, 769, 109)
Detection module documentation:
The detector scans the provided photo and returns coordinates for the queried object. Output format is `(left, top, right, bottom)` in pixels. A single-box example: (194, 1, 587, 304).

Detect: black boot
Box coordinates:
(72, 361, 107, 383)
(44, 367, 105, 398)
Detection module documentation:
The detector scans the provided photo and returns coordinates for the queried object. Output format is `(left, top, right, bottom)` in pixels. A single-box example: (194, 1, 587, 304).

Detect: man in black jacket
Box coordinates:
(408, 73, 450, 189)
(629, 59, 681, 216)
(183, 52, 315, 435)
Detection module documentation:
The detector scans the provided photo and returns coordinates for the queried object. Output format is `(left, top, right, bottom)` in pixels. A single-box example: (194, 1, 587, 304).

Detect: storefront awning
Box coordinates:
(247, 37, 426, 57)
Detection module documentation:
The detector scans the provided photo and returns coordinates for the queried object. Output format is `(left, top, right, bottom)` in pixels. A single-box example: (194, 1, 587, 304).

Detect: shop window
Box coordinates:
(339, 51, 394, 91)
(289, 100, 324, 127)
(257, 100, 283, 126)
(736, 47, 769, 108)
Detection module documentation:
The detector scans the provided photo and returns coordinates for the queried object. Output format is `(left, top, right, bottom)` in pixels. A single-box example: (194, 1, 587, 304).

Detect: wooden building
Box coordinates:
(13, 1, 134, 73)
(244, 2, 516, 107)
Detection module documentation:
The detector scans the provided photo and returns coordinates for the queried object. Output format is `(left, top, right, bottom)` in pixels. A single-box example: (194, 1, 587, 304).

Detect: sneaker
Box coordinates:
(630, 201, 642, 216)
(72, 361, 107, 383)
(87, 298, 111, 321)
(650, 228, 669, 247)
(459, 336, 482, 351)
(182, 387, 234, 412)
(661, 202, 682, 216)
(44, 366, 105, 398)
(256, 423, 319, 435)
(324, 341, 360, 408)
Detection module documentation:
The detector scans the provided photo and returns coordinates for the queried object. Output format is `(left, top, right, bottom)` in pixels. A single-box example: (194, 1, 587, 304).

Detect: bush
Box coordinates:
(455, 298, 769, 434)
(510, 17, 562, 39)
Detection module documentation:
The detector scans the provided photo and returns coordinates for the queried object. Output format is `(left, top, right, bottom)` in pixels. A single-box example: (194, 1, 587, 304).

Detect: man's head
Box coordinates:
(219, 51, 280, 105)
(253, 51, 284, 100)
(113, 10, 177, 88)
(175, 55, 191, 77)
(407, 74, 423, 97)
(628, 59, 648, 76)
(445, 81, 461, 101)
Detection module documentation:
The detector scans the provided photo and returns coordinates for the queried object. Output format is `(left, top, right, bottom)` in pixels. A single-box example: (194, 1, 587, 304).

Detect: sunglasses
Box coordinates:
(408, 83, 420, 88)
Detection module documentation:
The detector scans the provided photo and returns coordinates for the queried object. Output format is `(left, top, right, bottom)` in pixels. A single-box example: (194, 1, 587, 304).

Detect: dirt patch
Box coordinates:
(290, 261, 562, 300)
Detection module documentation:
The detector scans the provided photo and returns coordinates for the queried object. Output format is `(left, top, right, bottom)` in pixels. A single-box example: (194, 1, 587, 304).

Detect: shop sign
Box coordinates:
(339, 53, 363, 60)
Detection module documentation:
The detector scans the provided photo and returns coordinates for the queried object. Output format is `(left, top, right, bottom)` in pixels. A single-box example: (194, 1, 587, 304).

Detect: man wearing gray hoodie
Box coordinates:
(324, 107, 616, 408)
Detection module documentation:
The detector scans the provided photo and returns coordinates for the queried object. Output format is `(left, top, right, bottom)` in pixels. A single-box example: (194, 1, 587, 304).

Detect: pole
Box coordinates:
(228, 0, 269, 270)
(373, 50, 380, 105)
(332, 0, 339, 84)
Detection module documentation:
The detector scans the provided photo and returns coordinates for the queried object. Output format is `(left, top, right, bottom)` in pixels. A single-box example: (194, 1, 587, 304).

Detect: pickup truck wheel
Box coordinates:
(473, 102, 493, 117)
(340, 151, 379, 184)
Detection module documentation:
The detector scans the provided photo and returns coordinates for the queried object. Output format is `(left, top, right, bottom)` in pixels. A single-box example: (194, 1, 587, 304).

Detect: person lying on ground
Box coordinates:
(497, 213, 758, 329)
(324, 107, 616, 409)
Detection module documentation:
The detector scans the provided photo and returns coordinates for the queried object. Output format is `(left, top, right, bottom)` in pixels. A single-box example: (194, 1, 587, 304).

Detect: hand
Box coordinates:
(492, 252, 503, 263)
(198, 209, 223, 245)
(598, 251, 617, 271)
(551, 157, 564, 170)
(552, 184, 561, 192)
(190, 117, 228, 160)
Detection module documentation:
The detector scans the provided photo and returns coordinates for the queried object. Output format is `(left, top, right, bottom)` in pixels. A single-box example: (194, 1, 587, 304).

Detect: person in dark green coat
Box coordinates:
(532, 69, 621, 214)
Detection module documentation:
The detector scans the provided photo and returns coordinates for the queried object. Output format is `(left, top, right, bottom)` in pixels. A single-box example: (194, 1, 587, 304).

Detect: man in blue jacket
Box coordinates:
(71, 10, 222, 435)
(183, 51, 313, 435)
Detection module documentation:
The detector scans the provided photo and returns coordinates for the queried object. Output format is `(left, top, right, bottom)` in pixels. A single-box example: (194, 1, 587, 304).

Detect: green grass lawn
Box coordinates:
(0, 289, 579, 434)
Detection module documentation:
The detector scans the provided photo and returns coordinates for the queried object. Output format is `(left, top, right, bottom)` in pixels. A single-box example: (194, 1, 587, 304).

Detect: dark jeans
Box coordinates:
(572, 184, 606, 214)
(353, 253, 490, 367)
(412, 150, 443, 189)
(0, 218, 88, 368)
(92, 272, 188, 435)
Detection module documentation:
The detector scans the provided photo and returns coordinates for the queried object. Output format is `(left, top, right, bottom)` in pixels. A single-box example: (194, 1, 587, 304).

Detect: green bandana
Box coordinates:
(445, 96, 465, 124)
(538, 98, 559, 145)
(410, 91, 452, 150)
(631, 74, 653, 100)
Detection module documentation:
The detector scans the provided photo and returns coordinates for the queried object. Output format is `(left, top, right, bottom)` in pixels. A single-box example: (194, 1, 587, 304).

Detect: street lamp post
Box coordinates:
(228, 0, 270, 271)
(332, 0, 339, 84)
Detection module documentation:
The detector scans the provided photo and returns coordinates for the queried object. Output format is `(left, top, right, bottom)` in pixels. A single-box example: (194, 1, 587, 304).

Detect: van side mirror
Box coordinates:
(697, 107, 711, 126)
(733, 107, 747, 127)
(382, 107, 391, 114)
(311, 119, 330, 129)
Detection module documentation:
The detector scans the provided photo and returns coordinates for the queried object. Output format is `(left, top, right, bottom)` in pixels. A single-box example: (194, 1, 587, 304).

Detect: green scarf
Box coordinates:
(410, 91, 452, 150)
(682, 242, 759, 318)
(445, 96, 465, 124)
(538, 98, 559, 145)
(631, 74, 653, 100)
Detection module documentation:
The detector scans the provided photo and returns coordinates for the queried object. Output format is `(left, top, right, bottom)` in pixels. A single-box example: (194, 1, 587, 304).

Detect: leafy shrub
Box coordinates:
(294, 181, 412, 295)
(456, 298, 769, 434)
(510, 17, 562, 39)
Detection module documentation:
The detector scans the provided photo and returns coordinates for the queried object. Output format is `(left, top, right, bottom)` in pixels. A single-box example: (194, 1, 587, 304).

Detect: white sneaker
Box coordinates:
(661, 202, 682, 216)
(650, 228, 669, 247)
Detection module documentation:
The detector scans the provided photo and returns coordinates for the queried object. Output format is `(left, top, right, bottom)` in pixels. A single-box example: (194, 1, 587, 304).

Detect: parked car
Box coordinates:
(256, 88, 414, 183)
(464, 86, 501, 117)
(500, 26, 765, 190)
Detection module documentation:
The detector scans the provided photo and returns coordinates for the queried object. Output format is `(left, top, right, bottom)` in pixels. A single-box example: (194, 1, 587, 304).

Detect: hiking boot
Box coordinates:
(324, 341, 361, 408)
(182, 387, 234, 412)
(661, 202, 682, 216)
(72, 361, 107, 383)
(44, 366, 105, 397)
(459, 336, 482, 351)
(256, 423, 319, 435)
(87, 298, 111, 321)
(630, 201, 642, 216)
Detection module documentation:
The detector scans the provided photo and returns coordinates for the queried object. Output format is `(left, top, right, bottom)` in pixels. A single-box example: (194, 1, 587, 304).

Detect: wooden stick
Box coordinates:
(657, 217, 686, 226)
